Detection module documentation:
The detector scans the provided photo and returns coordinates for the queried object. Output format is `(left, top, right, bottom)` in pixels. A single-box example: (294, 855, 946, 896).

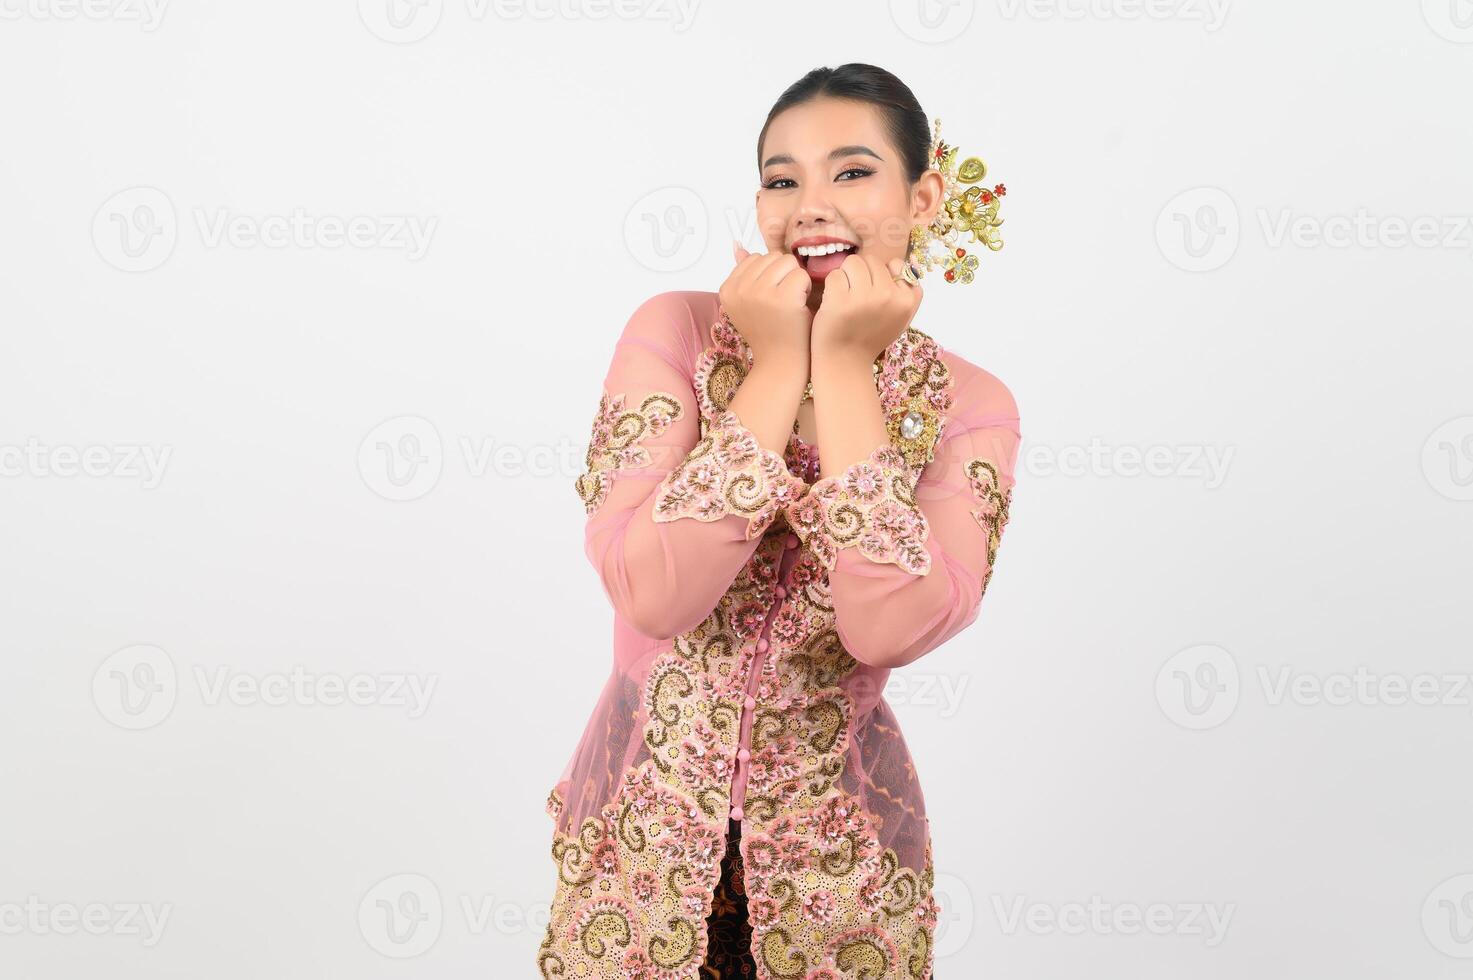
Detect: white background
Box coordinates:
(2, 1, 1471, 977)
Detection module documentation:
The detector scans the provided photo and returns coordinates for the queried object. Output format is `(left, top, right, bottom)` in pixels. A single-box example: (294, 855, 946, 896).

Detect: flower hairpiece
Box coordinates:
(907, 117, 1007, 285)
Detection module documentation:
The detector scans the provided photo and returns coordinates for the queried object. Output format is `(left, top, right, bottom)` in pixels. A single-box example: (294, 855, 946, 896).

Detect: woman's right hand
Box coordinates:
(720, 242, 813, 367)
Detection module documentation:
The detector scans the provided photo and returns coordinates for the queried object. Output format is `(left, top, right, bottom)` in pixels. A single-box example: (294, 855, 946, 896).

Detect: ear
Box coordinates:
(911, 168, 946, 227)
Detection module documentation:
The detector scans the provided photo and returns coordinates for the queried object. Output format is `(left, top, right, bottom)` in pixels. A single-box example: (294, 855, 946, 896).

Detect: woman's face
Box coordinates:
(756, 96, 943, 309)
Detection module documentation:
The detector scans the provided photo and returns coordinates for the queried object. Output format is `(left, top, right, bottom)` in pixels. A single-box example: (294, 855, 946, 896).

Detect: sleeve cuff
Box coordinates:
(652, 408, 808, 541)
(784, 443, 932, 575)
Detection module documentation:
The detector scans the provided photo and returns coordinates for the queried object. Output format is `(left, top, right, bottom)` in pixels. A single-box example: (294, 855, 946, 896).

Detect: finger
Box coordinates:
(755, 251, 802, 290)
(773, 255, 812, 296)
(732, 240, 750, 265)
(838, 251, 869, 292)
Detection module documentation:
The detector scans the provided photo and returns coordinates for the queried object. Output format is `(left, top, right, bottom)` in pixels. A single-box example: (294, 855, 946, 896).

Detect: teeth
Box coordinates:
(795, 242, 855, 257)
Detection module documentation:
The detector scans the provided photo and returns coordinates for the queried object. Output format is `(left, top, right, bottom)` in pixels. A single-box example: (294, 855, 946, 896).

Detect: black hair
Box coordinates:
(756, 63, 932, 185)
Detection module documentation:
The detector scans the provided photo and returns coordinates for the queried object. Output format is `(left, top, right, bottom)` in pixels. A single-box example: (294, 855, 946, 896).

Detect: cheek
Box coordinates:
(755, 199, 788, 249)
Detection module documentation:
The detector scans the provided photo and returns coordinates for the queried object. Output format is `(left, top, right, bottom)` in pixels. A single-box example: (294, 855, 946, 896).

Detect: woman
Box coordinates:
(538, 63, 1020, 980)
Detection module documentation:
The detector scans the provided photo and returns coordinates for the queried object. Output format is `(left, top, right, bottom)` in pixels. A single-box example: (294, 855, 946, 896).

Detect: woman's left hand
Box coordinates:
(811, 253, 923, 363)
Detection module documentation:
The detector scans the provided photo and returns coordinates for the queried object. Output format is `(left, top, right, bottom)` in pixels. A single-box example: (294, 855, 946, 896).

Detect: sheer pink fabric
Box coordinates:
(542, 289, 1019, 979)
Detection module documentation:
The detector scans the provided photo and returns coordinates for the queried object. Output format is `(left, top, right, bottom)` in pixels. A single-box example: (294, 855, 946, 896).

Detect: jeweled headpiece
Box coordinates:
(905, 117, 1007, 285)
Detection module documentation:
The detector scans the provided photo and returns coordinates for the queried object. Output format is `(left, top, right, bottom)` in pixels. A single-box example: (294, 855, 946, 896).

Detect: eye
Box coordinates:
(837, 166, 875, 180)
(762, 177, 795, 190)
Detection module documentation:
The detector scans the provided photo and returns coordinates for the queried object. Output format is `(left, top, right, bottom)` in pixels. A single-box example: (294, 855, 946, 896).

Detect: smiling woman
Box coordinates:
(538, 63, 1020, 980)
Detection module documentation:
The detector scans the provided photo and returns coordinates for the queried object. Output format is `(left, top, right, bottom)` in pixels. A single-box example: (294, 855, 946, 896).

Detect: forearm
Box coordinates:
(726, 355, 809, 458)
(809, 343, 890, 479)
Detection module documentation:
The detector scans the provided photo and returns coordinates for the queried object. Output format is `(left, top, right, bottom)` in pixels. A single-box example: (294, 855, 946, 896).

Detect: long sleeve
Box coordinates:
(574, 292, 807, 640)
(783, 369, 1020, 669)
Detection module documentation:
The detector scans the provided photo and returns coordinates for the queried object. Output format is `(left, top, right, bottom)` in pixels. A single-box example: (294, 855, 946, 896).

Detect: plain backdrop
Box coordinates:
(2, 1, 1471, 977)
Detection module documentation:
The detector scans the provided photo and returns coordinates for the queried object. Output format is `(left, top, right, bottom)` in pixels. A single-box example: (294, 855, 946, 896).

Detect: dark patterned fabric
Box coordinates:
(697, 818, 938, 978)
(699, 818, 756, 978)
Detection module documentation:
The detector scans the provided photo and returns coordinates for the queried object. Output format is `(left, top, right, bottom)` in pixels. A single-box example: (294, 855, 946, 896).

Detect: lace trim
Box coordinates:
(652, 409, 807, 541)
(575, 389, 685, 517)
(784, 443, 932, 575)
(965, 456, 1013, 598)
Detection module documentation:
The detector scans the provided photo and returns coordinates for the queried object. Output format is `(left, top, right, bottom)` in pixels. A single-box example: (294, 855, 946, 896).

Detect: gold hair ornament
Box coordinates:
(901, 117, 1007, 286)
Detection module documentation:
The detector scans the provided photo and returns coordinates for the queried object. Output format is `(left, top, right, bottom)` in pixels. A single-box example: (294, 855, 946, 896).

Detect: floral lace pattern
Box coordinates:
(653, 409, 808, 542)
(575, 389, 685, 516)
(965, 456, 1013, 599)
(541, 307, 979, 980)
(784, 445, 932, 576)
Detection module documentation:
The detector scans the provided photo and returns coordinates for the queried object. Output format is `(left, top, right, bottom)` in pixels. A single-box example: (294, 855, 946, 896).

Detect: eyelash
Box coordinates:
(762, 166, 875, 190)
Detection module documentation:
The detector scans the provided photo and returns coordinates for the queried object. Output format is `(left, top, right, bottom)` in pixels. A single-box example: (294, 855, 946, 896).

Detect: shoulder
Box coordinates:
(617, 290, 720, 370)
(934, 340, 1020, 426)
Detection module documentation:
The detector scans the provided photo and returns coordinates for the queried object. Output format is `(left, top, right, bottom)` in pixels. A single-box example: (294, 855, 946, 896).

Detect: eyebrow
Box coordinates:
(761, 144, 884, 170)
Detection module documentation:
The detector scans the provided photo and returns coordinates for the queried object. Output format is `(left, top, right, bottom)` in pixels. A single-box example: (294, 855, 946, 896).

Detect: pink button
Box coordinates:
(737, 748, 750, 762)
(744, 695, 756, 710)
(785, 534, 799, 549)
(730, 806, 744, 821)
(756, 638, 769, 653)
(774, 585, 786, 599)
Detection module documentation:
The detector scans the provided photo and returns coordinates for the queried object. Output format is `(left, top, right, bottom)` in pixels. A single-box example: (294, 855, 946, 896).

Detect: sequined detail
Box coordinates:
(964, 456, 1014, 598)
(540, 305, 982, 980)
(575, 389, 685, 516)
(784, 445, 932, 576)
(652, 409, 808, 542)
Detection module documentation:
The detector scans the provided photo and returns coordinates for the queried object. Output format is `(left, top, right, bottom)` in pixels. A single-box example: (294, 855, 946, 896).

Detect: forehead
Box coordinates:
(761, 98, 889, 165)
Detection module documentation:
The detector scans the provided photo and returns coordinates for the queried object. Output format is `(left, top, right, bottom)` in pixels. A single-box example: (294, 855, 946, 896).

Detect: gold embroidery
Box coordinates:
(574, 389, 684, 516)
(964, 456, 1013, 598)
